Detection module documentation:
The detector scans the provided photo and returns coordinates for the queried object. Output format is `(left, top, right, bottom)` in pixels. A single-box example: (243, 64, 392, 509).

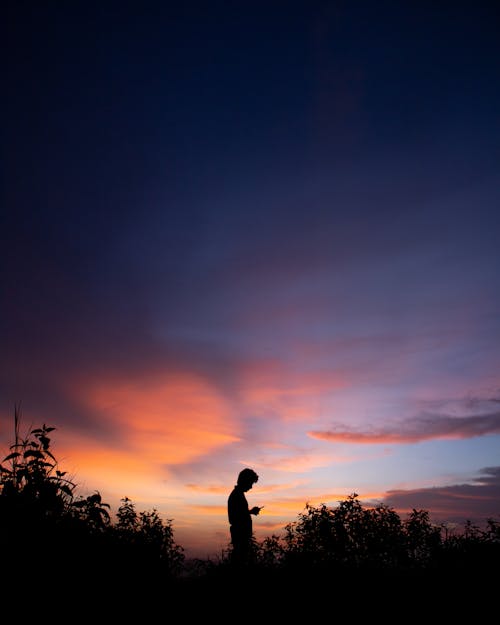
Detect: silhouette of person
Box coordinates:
(227, 468, 261, 566)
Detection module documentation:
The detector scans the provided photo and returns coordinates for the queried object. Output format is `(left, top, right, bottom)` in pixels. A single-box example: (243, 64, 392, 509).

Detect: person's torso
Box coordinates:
(228, 487, 252, 532)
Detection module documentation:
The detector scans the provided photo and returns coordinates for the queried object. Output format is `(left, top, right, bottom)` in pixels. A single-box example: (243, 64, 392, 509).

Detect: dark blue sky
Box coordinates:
(3, 1, 500, 557)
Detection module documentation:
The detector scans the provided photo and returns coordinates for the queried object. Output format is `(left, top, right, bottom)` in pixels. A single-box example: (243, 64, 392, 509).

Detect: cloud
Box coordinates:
(379, 466, 500, 524)
(249, 453, 345, 473)
(185, 484, 229, 495)
(80, 373, 241, 465)
(308, 406, 500, 444)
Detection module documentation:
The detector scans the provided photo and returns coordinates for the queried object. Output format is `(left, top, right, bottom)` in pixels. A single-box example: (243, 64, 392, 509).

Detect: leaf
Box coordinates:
(71, 500, 87, 508)
(24, 450, 43, 459)
(39, 435, 51, 450)
(60, 484, 74, 497)
(3, 452, 20, 462)
(89, 492, 101, 504)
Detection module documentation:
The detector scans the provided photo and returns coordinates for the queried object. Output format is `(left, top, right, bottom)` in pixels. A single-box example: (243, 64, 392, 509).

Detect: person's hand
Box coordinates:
(250, 506, 262, 515)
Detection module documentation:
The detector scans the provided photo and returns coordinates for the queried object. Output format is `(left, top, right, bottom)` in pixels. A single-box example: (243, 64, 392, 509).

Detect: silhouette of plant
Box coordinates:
(254, 534, 285, 568)
(0, 407, 76, 520)
(279, 494, 442, 571)
(404, 508, 441, 565)
(113, 496, 185, 576)
(71, 491, 111, 530)
(2, 407, 499, 593)
(116, 495, 138, 530)
(485, 517, 500, 542)
(0, 409, 185, 586)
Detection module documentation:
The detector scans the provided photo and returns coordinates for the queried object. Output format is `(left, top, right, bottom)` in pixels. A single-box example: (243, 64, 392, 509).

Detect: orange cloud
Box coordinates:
(185, 484, 229, 495)
(188, 505, 227, 515)
(51, 373, 242, 510)
(56, 434, 158, 499)
(83, 373, 240, 465)
(249, 453, 340, 473)
(309, 430, 425, 444)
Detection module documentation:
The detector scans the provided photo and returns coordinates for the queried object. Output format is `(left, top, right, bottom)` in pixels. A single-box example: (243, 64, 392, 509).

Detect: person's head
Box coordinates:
(237, 468, 259, 491)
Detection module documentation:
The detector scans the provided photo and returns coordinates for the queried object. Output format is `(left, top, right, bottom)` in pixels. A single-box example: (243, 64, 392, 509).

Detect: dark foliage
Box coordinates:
(0, 408, 184, 596)
(1, 408, 498, 609)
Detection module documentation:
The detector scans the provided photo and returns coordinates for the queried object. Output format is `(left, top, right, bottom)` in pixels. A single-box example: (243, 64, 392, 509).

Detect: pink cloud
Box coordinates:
(238, 359, 348, 422)
(309, 410, 500, 444)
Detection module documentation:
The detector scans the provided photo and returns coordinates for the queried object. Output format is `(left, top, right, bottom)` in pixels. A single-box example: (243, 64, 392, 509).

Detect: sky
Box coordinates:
(3, 1, 500, 559)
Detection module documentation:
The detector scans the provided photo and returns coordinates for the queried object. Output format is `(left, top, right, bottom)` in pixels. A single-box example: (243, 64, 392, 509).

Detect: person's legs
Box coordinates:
(230, 527, 249, 567)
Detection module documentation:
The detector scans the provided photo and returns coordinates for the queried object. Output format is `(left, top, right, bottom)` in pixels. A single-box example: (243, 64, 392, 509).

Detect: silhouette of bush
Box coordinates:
(280, 494, 414, 570)
(0, 409, 184, 587)
(111, 496, 185, 577)
(2, 407, 499, 598)
(252, 493, 499, 586)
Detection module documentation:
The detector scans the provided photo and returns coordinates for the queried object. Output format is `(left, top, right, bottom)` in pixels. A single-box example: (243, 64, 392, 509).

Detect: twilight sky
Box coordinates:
(3, 1, 500, 558)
